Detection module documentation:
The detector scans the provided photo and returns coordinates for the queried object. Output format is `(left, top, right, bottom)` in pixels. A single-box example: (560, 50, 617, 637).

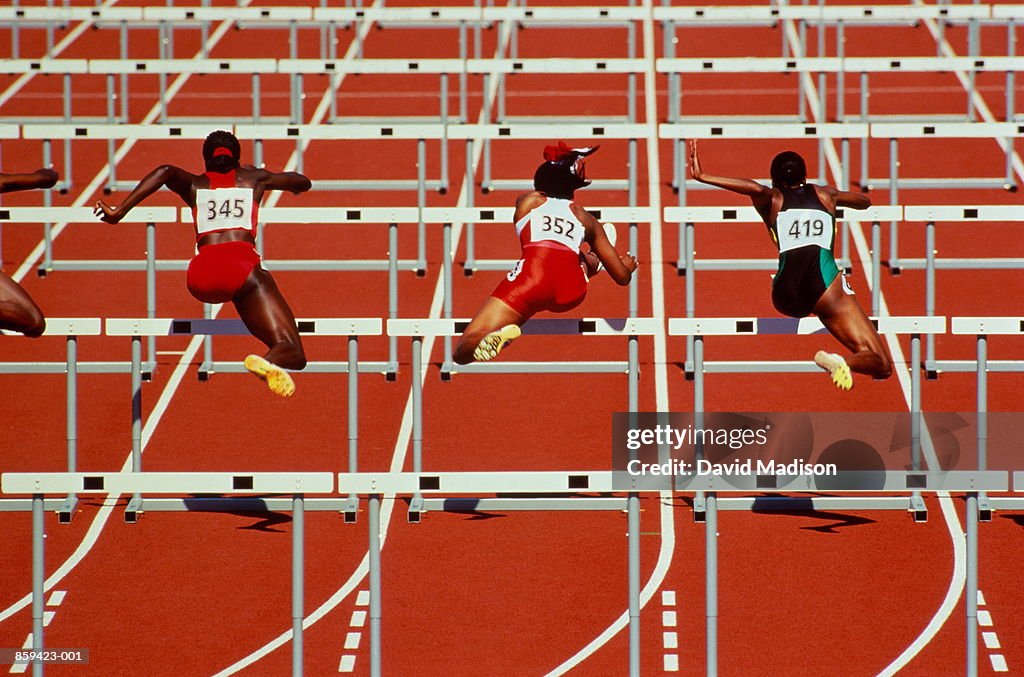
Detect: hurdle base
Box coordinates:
(923, 361, 939, 381)
(408, 494, 424, 523)
(124, 494, 143, 523)
(693, 491, 706, 522)
(910, 494, 928, 523)
(344, 495, 359, 523)
(978, 495, 992, 522)
(57, 494, 78, 524)
(714, 495, 924, 512)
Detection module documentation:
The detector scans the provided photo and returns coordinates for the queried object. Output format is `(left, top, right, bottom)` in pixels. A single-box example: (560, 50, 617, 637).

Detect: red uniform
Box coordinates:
(186, 170, 262, 304)
(491, 196, 588, 317)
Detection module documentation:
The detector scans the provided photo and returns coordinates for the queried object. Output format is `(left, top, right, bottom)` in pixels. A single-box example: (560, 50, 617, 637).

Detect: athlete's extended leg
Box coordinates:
(453, 297, 529, 365)
(0, 272, 45, 337)
(234, 268, 306, 396)
(814, 276, 893, 383)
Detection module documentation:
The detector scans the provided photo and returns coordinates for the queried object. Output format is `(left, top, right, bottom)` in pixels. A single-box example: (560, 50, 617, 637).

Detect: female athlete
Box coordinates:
(94, 131, 310, 397)
(688, 140, 892, 390)
(0, 166, 59, 337)
(453, 142, 638, 364)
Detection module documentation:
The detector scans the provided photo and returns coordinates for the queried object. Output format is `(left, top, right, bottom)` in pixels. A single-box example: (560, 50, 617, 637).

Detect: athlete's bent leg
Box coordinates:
(234, 268, 307, 370)
(0, 272, 46, 338)
(453, 297, 529, 365)
(814, 277, 893, 380)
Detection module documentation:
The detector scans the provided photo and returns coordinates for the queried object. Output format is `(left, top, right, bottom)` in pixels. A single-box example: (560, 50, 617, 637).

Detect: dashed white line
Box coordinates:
(349, 610, 367, 628)
(343, 633, 361, 651)
(42, 611, 55, 627)
(337, 655, 356, 673)
(45, 591, 66, 607)
(662, 610, 677, 627)
(663, 654, 680, 672)
(663, 631, 678, 650)
(991, 654, 1009, 672)
(978, 610, 993, 627)
(983, 632, 1001, 650)
(977, 591, 987, 606)
(355, 591, 369, 607)
(661, 591, 676, 606)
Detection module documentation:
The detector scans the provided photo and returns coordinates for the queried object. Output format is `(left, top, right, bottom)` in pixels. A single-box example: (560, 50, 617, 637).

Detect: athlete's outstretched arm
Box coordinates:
(688, 140, 772, 202)
(0, 168, 58, 194)
(575, 207, 638, 286)
(94, 165, 195, 224)
(834, 189, 871, 210)
(255, 168, 311, 194)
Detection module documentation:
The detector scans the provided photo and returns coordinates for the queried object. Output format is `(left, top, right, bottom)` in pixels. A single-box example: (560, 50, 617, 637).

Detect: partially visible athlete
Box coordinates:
(94, 131, 310, 397)
(0, 166, 59, 337)
(453, 142, 638, 364)
(688, 140, 892, 390)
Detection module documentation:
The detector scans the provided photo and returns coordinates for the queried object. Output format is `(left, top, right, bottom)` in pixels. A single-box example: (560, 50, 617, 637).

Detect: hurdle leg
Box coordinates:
(199, 303, 215, 380)
(909, 333, 927, 521)
(58, 336, 78, 524)
(416, 139, 427, 276)
(627, 322, 640, 675)
(387, 222, 399, 380)
(464, 139, 477, 276)
(292, 495, 304, 677)
(125, 336, 143, 523)
(966, 492, 979, 677)
(706, 492, 718, 677)
(441, 221, 454, 380)
(344, 336, 360, 522)
(409, 338, 424, 521)
(32, 493, 44, 676)
(368, 494, 382, 677)
(871, 220, 881, 315)
(145, 221, 157, 380)
(439, 79, 450, 193)
(693, 335, 706, 520)
(684, 222, 695, 375)
(924, 221, 937, 378)
(888, 138, 901, 274)
(976, 336, 991, 520)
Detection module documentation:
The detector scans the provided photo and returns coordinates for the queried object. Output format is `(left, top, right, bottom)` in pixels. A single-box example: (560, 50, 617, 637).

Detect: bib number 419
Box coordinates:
(787, 218, 824, 239)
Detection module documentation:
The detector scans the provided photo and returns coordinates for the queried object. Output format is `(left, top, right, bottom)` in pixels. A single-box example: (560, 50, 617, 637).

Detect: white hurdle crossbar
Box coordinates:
(1, 471, 332, 677)
(105, 318, 381, 520)
(0, 319, 102, 522)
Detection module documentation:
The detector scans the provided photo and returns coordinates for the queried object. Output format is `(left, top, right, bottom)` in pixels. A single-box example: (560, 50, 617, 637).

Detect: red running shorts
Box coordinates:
(186, 240, 261, 304)
(491, 245, 588, 317)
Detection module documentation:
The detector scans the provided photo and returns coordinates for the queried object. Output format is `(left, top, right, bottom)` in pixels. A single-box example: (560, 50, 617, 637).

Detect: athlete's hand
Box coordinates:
(35, 168, 59, 188)
(688, 139, 705, 181)
(621, 252, 639, 273)
(93, 200, 121, 224)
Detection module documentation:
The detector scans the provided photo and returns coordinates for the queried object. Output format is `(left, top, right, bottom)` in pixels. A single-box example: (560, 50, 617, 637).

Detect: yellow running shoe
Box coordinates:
(473, 324, 521, 362)
(244, 354, 296, 397)
(814, 350, 853, 391)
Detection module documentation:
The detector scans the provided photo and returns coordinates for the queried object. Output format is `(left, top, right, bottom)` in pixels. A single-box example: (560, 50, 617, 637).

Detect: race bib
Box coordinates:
(195, 187, 254, 235)
(775, 208, 833, 252)
(530, 211, 583, 251)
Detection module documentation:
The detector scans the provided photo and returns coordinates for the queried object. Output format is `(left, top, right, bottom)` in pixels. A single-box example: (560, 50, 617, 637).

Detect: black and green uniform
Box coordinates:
(769, 184, 840, 318)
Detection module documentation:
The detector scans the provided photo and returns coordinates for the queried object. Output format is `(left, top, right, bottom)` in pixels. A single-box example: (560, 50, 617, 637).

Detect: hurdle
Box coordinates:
(669, 316, 947, 521)
(105, 318, 381, 521)
(894, 208, 1024, 376)
(385, 317, 658, 518)
(20, 123, 224, 194)
(0, 319, 102, 522)
(337, 469, 654, 677)
(0, 471, 332, 677)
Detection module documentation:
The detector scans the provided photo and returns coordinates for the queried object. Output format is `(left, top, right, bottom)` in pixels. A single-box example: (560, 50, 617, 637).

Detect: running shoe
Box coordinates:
(473, 324, 522, 362)
(244, 354, 296, 397)
(814, 350, 853, 391)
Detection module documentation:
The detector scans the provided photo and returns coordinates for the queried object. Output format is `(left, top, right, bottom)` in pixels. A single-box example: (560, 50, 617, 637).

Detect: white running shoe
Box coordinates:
(814, 350, 853, 391)
(473, 324, 521, 362)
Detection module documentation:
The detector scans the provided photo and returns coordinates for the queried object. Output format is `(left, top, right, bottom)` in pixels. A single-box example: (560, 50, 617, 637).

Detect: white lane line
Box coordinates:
(7, 635, 32, 674)
(349, 610, 367, 628)
(978, 610, 994, 627)
(983, 632, 1001, 650)
(41, 611, 54, 627)
(355, 590, 369, 607)
(212, 10, 514, 676)
(662, 590, 676, 606)
(991, 655, 1009, 672)
(778, 10, 972, 677)
(978, 590, 987, 607)
(663, 631, 678, 650)
(337, 655, 356, 673)
(545, 0, 677, 670)
(662, 610, 678, 628)
(343, 633, 361, 651)
(45, 591, 65, 607)
(663, 654, 680, 672)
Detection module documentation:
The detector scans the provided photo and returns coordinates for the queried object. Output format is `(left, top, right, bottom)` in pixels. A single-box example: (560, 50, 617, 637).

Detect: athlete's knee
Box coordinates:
(874, 355, 893, 380)
(452, 336, 477, 365)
